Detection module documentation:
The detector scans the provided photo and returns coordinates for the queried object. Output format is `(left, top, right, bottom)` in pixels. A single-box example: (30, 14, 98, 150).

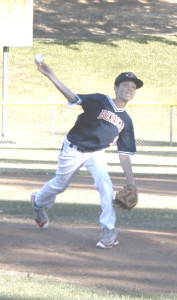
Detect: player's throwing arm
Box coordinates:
(34, 54, 77, 103)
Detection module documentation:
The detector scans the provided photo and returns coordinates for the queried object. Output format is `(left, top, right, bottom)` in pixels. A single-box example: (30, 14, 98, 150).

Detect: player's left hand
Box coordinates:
(113, 184, 138, 210)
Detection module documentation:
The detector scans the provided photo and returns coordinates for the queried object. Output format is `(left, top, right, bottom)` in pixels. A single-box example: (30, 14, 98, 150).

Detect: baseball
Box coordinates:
(34, 54, 44, 64)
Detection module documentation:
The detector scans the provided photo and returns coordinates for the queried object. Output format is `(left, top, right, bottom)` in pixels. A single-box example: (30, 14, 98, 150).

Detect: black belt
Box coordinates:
(69, 143, 92, 153)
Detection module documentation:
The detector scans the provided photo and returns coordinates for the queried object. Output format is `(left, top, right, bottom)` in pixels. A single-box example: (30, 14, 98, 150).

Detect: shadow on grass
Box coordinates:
(34, 0, 177, 42)
(37, 38, 120, 49)
(0, 200, 176, 231)
(128, 35, 177, 46)
(37, 35, 177, 49)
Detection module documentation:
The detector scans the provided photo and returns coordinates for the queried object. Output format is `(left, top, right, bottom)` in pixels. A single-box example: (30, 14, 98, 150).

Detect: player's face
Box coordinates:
(114, 81, 137, 102)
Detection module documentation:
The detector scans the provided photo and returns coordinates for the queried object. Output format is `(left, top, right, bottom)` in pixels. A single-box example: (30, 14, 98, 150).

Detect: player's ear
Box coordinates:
(114, 85, 119, 93)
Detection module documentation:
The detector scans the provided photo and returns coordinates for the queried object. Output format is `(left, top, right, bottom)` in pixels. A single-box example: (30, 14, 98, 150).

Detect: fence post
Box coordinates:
(51, 105, 55, 143)
(2, 46, 9, 138)
(170, 106, 173, 146)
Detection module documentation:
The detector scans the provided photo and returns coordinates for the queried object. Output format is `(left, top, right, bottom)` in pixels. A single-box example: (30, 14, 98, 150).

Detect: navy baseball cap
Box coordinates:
(114, 72, 143, 89)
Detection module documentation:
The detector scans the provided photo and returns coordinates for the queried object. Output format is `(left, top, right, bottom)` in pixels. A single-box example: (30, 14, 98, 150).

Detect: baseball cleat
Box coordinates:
(96, 227, 119, 249)
(31, 193, 49, 229)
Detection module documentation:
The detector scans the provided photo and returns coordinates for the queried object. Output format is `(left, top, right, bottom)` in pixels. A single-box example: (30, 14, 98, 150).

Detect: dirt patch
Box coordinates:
(1, 173, 177, 195)
(1, 174, 177, 295)
(0, 220, 177, 295)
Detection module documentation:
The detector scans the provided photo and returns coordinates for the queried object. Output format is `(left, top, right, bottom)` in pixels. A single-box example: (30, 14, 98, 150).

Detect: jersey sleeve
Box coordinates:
(68, 94, 103, 112)
(67, 94, 83, 107)
(116, 120, 136, 155)
(76, 94, 95, 111)
(67, 94, 92, 109)
(68, 93, 106, 109)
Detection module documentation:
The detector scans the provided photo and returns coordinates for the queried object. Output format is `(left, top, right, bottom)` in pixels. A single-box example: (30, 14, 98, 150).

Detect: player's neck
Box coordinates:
(112, 98, 128, 109)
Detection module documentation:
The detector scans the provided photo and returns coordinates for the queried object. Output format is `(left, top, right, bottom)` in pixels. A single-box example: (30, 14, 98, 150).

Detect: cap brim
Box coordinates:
(118, 78, 143, 89)
(133, 78, 143, 89)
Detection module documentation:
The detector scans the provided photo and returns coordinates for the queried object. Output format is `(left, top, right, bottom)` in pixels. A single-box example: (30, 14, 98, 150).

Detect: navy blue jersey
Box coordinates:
(67, 93, 136, 154)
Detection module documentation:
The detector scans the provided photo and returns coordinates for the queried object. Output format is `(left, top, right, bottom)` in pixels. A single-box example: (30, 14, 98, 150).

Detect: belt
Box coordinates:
(69, 143, 92, 153)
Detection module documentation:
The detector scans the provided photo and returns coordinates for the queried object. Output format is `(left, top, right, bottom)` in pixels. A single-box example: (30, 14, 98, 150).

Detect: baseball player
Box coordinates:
(31, 62, 143, 249)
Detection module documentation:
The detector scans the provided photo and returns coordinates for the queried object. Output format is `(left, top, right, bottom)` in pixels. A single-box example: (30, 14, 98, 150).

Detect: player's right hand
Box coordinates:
(37, 63, 54, 78)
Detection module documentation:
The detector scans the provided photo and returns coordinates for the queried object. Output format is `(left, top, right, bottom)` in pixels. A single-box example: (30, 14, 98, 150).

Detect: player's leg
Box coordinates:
(84, 150, 118, 248)
(31, 138, 84, 227)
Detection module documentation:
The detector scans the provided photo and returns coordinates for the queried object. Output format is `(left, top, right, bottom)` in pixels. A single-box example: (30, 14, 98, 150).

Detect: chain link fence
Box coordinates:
(0, 103, 177, 149)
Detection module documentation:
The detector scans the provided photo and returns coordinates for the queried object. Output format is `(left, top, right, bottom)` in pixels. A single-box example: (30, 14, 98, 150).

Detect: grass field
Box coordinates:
(1, 36, 177, 148)
(0, 36, 177, 103)
(0, 271, 176, 300)
(0, 188, 177, 229)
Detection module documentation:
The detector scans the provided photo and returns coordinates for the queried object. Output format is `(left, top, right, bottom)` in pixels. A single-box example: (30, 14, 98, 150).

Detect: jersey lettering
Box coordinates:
(97, 109, 124, 132)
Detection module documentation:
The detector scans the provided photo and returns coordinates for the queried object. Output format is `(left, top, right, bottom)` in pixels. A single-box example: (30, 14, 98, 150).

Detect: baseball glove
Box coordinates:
(113, 184, 138, 210)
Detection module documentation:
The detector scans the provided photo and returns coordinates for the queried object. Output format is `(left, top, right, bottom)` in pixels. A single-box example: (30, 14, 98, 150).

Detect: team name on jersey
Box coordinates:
(97, 109, 124, 132)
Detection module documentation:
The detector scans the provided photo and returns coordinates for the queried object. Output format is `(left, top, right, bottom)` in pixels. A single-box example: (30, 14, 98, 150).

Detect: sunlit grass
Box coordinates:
(0, 188, 176, 230)
(0, 270, 176, 300)
(0, 35, 177, 103)
(0, 187, 177, 209)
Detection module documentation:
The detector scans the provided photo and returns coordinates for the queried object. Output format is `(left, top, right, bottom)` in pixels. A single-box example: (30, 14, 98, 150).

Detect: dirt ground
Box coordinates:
(1, 222, 177, 295)
(1, 0, 177, 297)
(1, 173, 177, 296)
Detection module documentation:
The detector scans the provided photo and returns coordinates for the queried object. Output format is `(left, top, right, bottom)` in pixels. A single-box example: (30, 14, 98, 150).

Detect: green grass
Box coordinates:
(1, 36, 177, 148)
(0, 36, 177, 103)
(0, 188, 177, 229)
(0, 271, 176, 300)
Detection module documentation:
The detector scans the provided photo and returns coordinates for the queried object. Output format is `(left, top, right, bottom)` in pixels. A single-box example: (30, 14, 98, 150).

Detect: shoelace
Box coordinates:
(102, 228, 113, 240)
(35, 208, 47, 221)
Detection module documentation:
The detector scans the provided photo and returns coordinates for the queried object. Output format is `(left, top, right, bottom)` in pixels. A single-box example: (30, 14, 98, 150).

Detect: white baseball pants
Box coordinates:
(35, 136, 116, 230)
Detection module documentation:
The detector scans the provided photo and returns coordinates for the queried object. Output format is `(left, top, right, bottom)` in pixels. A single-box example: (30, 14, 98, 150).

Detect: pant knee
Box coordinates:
(94, 174, 113, 194)
(50, 176, 68, 193)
